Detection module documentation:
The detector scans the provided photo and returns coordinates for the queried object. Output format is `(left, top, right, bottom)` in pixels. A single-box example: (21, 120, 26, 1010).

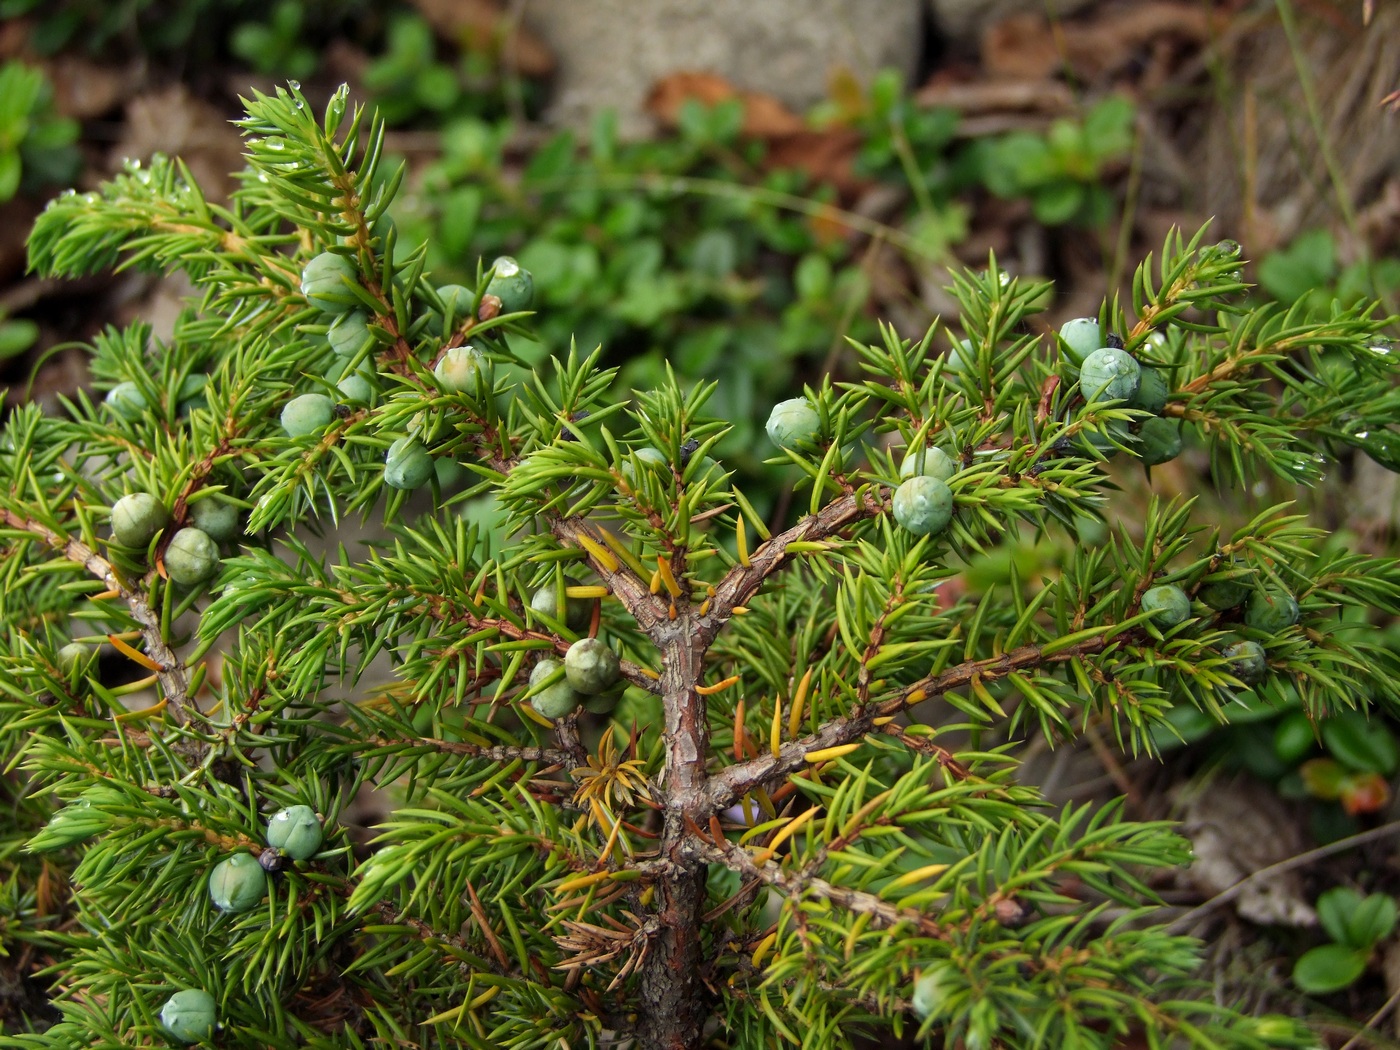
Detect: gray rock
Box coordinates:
(927, 0, 1095, 47)
(522, 0, 923, 135)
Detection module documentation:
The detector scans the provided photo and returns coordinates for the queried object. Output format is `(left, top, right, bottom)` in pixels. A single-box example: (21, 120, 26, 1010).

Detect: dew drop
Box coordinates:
(288, 80, 301, 91)
(1355, 430, 1370, 440)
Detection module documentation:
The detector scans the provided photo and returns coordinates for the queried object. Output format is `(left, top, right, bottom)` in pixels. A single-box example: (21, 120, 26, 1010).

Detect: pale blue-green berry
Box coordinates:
(583, 690, 621, 715)
(529, 658, 580, 718)
(485, 257, 534, 313)
(530, 584, 591, 631)
(336, 371, 374, 404)
(564, 637, 621, 695)
(327, 310, 372, 356)
(208, 852, 266, 912)
(1200, 562, 1251, 610)
(176, 374, 207, 415)
(438, 283, 474, 318)
(1223, 640, 1268, 685)
(105, 381, 148, 421)
(384, 438, 433, 490)
(1058, 317, 1102, 371)
(899, 446, 957, 482)
(300, 251, 360, 314)
(433, 345, 489, 395)
(622, 446, 669, 485)
(189, 498, 241, 544)
(1079, 347, 1141, 402)
(57, 641, 88, 671)
(1244, 588, 1300, 633)
(1073, 514, 1109, 547)
(892, 476, 954, 537)
(281, 393, 335, 437)
(912, 966, 956, 1021)
(1140, 585, 1190, 627)
(765, 397, 822, 450)
(1137, 417, 1182, 466)
(111, 493, 167, 548)
(265, 804, 323, 861)
(687, 455, 724, 485)
(165, 528, 219, 586)
(1131, 367, 1170, 413)
(160, 989, 216, 1044)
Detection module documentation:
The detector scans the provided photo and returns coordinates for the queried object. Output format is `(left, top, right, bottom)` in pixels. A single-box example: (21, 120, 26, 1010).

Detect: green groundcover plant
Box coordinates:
(3, 83, 1400, 1049)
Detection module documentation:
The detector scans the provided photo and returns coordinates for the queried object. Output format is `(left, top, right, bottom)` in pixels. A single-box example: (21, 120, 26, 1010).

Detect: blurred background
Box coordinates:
(3, 0, 1400, 1042)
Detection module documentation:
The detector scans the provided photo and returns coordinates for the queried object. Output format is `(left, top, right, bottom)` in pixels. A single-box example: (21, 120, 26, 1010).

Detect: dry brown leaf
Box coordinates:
(646, 71, 806, 137)
(411, 0, 555, 78)
(1176, 774, 1317, 928)
(981, 3, 1216, 83)
(113, 85, 244, 203)
(44, 55, 137, 120)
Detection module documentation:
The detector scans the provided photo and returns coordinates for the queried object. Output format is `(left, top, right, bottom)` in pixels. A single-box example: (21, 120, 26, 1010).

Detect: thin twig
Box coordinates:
(1165, 820, 1400, 933)
(2, 511, 194, 729)
(1339, 981, 1400, 1050)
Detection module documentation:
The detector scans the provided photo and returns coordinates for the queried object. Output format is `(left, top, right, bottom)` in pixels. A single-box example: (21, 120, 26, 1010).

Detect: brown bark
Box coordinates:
(636, 610, 713, 1050)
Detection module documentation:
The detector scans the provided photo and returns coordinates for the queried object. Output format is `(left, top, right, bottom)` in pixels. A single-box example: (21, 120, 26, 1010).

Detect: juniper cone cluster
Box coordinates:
(6, 82, 1400, 1050)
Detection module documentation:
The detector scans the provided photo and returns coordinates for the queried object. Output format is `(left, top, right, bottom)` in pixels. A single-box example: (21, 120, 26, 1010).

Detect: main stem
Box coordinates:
(637, 610, 713, 1050)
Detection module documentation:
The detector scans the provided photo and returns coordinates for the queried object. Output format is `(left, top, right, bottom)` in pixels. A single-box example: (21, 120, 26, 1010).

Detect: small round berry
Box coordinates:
(433, 345, 489, 395)
(336, 371, 375, 405)
(189, 498, 241, 544)
(529, 658, 580, 719)
(1244, 588, 1300, 633)
(208, 852, 266, 913)
(622, 446, 669, 485)
(281, 393, 335, 437)
(57, 642, 88, 672)
(1137, 417, 1182, 466)
(384, 438, 433, 490)
(911, 966, 955, 1021)
(1079, 347, 1141, 403)
(165, 528, 220, 586)
(1223, 640, 1268, 686)
(1140, 585, 1190, 627)
(892, 476, 954, 537)
(301, 252, 360, 314)
(437, 284, 474, 319)
(1200, 563, 1251, 610)
(530, 584, 592, 631)
(1131, 367, 1170, 414)
(765, 398, 822, 450)
(327, 310, 371, 356)
(160, 989, 216, 1044)
(687, 455, 725, 485)
(485, 257, 534, 314)
(111, 493, 167, 548)
(583, 691, 621, 715)
(1058, 317, 1102, 371)
(564, 637, 621, 695)
(105, 381, 148, 421)
(265, 804, 323, 861)
(899, 446, 957, 482)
